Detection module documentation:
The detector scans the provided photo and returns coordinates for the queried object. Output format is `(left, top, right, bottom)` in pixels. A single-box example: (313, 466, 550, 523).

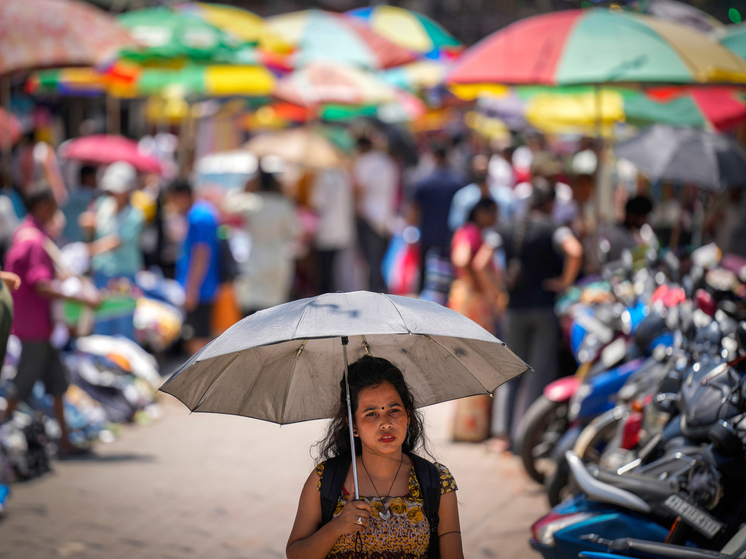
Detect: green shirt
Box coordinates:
(91, 197, 144, 277)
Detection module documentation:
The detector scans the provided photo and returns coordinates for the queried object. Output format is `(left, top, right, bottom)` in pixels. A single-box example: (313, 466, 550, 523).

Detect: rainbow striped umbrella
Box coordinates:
(175, 3, 293, 55)
(346, 6, 462, 59)
(28, 63, 275, 98)
(118, 6, 245, 63)
(267, 10, 415, 70)
(447, 8, 746, 89)
(273, 62, 398, 107)
(472, 85, 746, 135)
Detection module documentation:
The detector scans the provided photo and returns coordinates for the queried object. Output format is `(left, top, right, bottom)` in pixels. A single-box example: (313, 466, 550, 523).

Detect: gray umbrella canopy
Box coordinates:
(161, 291, 529, 425)
(614, 125, 746, 192)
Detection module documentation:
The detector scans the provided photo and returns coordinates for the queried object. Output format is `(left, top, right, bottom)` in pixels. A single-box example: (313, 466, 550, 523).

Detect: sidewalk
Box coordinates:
(0, 396, 547, 559)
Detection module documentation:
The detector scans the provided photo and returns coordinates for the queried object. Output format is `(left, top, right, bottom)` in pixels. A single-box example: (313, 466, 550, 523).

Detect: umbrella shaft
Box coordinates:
(342, 337, 360, 500)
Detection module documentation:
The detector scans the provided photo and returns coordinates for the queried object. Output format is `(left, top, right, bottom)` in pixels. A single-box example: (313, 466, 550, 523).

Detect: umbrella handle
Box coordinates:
(342, 336, 360, 500)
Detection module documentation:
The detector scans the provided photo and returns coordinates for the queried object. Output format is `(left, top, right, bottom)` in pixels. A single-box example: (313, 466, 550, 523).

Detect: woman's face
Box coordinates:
(354, 381, 409, 455)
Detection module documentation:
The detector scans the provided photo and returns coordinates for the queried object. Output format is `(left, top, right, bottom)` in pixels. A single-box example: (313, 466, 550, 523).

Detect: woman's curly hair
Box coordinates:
(315, 355, 429, 461)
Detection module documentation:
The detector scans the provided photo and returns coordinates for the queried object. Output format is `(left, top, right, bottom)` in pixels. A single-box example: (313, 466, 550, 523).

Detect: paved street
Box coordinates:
(0, 396, 547, 559)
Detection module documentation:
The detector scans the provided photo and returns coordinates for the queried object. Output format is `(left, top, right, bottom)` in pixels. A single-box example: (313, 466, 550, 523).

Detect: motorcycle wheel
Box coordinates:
(516, 395, 569, 484)
(546, 409, 623, 507)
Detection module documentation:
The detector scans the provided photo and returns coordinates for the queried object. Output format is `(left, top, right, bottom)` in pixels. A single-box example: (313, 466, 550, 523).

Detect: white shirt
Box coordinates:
(311, 169, 355, 250)
(353, 150, 398, 237)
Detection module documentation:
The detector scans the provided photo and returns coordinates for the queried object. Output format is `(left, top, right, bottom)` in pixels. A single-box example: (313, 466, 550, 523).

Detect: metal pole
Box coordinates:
(342, 336, 360, 500)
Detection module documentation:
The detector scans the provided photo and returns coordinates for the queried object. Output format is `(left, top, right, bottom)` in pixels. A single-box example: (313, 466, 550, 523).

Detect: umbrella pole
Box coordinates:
(342, 336, 360, 500)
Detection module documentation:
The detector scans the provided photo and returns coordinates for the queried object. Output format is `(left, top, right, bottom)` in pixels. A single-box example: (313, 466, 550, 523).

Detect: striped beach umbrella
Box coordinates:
(346, 6, 462, 59)
(447, 8, 746, 90)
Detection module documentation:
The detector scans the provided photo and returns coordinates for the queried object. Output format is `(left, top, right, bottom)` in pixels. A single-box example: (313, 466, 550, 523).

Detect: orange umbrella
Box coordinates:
(0, 0, 135, 76)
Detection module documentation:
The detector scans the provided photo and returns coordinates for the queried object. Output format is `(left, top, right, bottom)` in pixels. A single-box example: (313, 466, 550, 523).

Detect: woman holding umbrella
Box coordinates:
(286, 356, 464, 559)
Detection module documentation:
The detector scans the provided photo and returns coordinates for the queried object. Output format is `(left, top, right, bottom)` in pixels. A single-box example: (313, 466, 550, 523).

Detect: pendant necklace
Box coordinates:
(361, 454, 403, 521)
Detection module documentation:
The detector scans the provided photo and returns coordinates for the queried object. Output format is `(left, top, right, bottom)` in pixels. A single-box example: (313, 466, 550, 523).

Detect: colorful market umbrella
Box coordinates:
(176, 3, 293, 55)
(627, 86, 746, 131)
(346, 6, 462, 59)
(267, 9, 415, 70)
(117, 6, 245, 63)
(446, 8, 746, 89)
(469, 85, 746, 135)
(380, 60, 453, 92)
(320, 90, 426, 124)
(244, 127, 347, 169)
(0, 0, 135, 75)
(273, 62, 398, 107)
(60, 135, 163, 174)
(475, 85, 746, 135)
(719, 23, 746, 62)
(29, 63, 276, 99)
(643, 0, 725, 34)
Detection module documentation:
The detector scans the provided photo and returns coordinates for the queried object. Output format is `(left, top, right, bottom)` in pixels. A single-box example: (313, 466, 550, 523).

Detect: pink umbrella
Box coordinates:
(60, 135, 162, 174)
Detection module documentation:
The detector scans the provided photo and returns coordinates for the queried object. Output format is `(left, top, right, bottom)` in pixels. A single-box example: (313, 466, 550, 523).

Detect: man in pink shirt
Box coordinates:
(2, 186, 98, 456)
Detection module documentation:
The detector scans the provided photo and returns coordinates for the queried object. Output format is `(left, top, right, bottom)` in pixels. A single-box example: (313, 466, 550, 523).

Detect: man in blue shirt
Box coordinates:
(409, 143, 467, 298)
(168, 180, 221, 356)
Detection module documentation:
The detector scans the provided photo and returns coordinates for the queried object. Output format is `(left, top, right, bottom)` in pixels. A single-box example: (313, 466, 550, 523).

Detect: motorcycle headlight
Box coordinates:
(531, 512, 595, 546)
(688, 462, 722, 511)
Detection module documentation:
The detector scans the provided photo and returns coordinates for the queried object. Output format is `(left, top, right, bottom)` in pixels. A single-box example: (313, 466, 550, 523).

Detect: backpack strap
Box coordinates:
(409, 454, 441, 559)
(319, 454, 351, 528)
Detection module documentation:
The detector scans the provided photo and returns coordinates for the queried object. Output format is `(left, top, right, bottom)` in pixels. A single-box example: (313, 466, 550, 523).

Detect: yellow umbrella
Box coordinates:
(244, 128, 347, 169)
(525, 89, 626, 136)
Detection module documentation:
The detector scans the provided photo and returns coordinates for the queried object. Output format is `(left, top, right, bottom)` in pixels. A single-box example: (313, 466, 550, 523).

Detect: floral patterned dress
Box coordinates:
(315, 460, 457, 559)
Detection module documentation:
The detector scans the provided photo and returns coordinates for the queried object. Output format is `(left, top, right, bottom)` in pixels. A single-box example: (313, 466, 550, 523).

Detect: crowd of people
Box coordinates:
(2, 124, 745, 461)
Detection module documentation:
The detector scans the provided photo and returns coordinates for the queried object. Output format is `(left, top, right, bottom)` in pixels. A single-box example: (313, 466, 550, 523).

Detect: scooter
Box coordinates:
(530, 325, 746, 559)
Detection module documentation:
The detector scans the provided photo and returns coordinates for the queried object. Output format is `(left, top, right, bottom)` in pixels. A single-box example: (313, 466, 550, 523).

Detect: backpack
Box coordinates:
(319, 452, 441, 559)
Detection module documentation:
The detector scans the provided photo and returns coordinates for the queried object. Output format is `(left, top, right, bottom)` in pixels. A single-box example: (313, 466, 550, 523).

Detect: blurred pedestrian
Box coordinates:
(492, 178, 583, 450)
(449, 154, 514, 232)
(595, 195, 655, 265)
(353, 136, 398, 293)
(61, 165, 98, 244)
(449, 198, 506, 442)
(168, 179, 221, 356)
(2, 185, 99, 456)
(409, 142, 466, 297)
(224, 164, 300, 315)
(311, 168, 355, 294)
(83, 162, 144, 340)
(13, 130, 67, 205)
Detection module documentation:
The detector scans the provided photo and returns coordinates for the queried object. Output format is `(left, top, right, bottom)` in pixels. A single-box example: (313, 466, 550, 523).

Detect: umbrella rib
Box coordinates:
(193, 350, 244, 411)
(381, 294, 412, 334)
(290, 299, 314, 340)
(421, 335, 491, 394)
(279, 339, 307, 424)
